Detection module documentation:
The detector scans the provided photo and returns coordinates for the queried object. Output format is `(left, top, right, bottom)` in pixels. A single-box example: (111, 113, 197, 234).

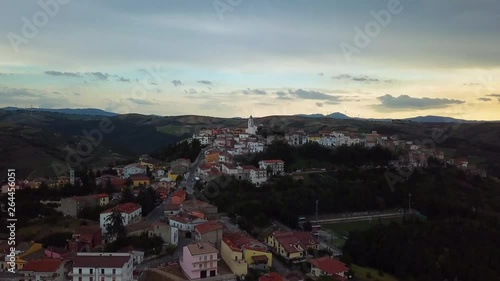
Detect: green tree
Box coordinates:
(104, 209, 127, 239)
(121, 187, 135, 203)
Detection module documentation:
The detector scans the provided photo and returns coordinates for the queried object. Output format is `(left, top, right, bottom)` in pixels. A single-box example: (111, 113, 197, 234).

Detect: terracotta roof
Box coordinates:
(22, 259, 62, 272)
(195, 221, 223, 235)
(102, 202, 141, 214)
(172, 189, 186, 198)
(91, 193, 109, 199)
(181, 199, 216, 210)
(129, 174, 150, 181)
(251, 255, 269, 264)
(261, 160, 284, 164)
(223, 232, 268, 252)
(259, 272, 284, 281)
(73, 254, 131, 268)
(309, 257, 349, 275)
(46, 246, 68, 255)
(164, 203, 181, 211)
(272, 231, 318, 254)
(240, 165, 258, 170)
(186, 242, 218, 256)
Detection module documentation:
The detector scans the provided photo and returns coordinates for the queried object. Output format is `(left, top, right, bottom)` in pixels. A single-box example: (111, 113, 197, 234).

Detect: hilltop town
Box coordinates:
(0, 116, 495, 281)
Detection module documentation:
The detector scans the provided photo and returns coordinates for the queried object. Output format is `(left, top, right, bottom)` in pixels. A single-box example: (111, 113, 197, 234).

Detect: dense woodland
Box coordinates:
(151, 138, 202, 162)
(208, 142, 500, 281)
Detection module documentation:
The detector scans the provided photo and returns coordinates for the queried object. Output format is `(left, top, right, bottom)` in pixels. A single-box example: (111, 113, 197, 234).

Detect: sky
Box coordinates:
(0, 0, 499, 120)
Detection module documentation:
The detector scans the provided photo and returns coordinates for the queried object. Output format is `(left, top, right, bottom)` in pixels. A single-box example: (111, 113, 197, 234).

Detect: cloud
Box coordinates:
(0, 86, 77, 108)
(172, 80, 183, 87)
(316, 102, 323, 107)
(117, 77, 131, 83)
(478, 98, 492, 102)
(318, 73, 324, 76)
(374, 94, 465, 110)
(184, 88, 198, 94)
(86, 72, 110, 80)
(44, 71, 81, 77)
(332, 74, 382, 83)
(487, 94, 500, 102)
(126, 98, 155, 105)
(197, 80, 213, 85)
(150, 82, 158, 85)
(242, 88, 267, 95)
(0, 87, 39, 99)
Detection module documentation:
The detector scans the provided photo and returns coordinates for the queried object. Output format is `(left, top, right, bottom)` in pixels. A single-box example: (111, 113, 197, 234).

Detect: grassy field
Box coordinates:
(351, 264, 400, 281)
(17, 218, 97, 241)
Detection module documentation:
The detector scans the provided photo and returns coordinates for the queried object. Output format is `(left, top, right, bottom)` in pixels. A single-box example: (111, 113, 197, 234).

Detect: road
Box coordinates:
(309, 209, 409, 224)
(144, 147, 208, 223)
(180, 145, 209, 195)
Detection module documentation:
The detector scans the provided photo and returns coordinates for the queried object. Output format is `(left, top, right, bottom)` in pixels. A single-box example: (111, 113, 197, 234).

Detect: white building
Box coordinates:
(71, 252, 133, 281)
(19, 259, 66, 281)
(168, 215, 208, 232)
(249, 168, 267, 186)
(193, 134, 211, 145)
(247, 141, 265, 153)
(100, 203, 142, 235)
(221, 163, 239, 176)
(245, 116, 258, 135)
(258, 160, 285, 175)
(123, 164, 146, 179)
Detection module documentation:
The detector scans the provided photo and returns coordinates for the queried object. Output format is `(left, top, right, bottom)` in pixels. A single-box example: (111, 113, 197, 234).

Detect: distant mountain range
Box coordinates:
(2, 107, 117, 117)
(1, 107, 494, 122)
(295, 112, 489, 123)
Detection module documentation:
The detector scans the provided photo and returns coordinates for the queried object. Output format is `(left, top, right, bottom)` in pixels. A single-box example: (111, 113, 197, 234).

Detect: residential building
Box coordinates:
(223, 232, 272, 271)
(221, 234, 248, 277)
(258, 160, 285, 176)
(180, 242, 219, 279)
(221, 163, 239, 176)
(123, 164, 147, 179)
(67, 225, 103, 252)
(168, 214, 208, 232)
(91, 193, 109, 206)
(129, 174, 150, 187)
(172, 189, 187, 205)
(100, 203, 142, 235)
(60, 196, 96, 218)
(164, 203, 181, 216)
(45, 246, 71, 260)
(259, 272, 285, 281)
(71, 252, 133, 281)
(181, 200, 219, 220)
(139, 156, 162, 169)
(266, 231, 319, 261)
(249, 167, 267, 186)
(0, 272, 20, 281)
(3, 242, 44, 271)
(150, 222, 179, 246)
(118, 246, 144, 265)
(194, 221, 224, 250)
(19, 259, 66, 281)
(205, 151, 221, 164)
(309, 257, 349, 280)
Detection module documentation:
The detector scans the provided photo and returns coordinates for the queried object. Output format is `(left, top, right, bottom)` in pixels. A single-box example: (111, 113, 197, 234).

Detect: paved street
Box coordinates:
(180, 145, 209, 195)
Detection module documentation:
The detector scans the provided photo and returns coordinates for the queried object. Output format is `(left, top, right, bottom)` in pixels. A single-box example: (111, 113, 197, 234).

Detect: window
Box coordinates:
(101, 269, 105, 274)
(90, 278, 93, 281)
(90, 269, 93, 274)
(79, 278, 82, 281)
(204, 256, 207, 261)
(113, 269, 116, 274)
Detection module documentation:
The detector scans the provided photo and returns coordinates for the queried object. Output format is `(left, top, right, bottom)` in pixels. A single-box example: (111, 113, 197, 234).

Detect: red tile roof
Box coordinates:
(172, 189, 186, 198)
(22, 259, 62, 272)
(309, 257, 349, 275)
(91, 193, 109, 199)
(240, 165, 258, 170)
(195, 221, 223, 235)
(73, 254, 131, 268)
(272, 231, 318, 254)
(129, 174, 150, 181)
(102, 202, 141, 214)
(259, 272, 284, 281)
(223, 232, 268, 252)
